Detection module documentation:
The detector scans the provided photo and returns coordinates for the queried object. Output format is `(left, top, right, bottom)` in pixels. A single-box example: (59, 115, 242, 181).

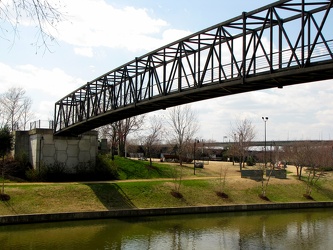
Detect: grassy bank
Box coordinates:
(1, 158, 333, 216)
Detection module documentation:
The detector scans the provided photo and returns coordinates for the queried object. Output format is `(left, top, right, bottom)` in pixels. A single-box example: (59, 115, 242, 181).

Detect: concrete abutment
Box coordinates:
(13, 128, 98, 172)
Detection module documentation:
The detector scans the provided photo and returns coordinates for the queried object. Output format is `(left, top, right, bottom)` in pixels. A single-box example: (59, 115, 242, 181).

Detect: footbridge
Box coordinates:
(54, 0, 333, 136)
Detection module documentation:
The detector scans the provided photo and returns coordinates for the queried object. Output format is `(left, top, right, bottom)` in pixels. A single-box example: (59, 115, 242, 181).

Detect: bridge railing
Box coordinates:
(137, 40, 333, 97)
(30, 120, 54, 130)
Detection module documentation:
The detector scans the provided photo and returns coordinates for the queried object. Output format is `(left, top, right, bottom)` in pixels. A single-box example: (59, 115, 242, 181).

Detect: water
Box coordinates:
(0, 208, 332, 249)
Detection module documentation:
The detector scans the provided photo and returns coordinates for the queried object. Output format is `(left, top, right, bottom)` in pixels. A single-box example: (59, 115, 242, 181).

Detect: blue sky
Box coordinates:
(1, 0, 332, 142)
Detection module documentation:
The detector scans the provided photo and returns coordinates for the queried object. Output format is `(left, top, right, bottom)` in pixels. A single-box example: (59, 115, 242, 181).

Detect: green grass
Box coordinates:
(110, 156, 175, 179)
(1, 177, 333, 216)
(1, 157, 333, 216)
(101, 156, 210, 180)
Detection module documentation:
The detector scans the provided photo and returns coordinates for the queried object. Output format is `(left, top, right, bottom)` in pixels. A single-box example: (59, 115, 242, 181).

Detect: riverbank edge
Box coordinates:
(1, 201, 333, 225)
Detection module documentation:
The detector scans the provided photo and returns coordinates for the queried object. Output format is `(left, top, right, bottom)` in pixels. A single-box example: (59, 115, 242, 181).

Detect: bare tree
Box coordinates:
(290, 142, 308, 180)
(142, 116, 163, 166)
(302, 142, 332, 198)
(99, 116, 145, 159)
(0, 0, 65, 52)
(21, 97, 35, 130)
(283, 141, 333, 198)
(230, 119, 256, 171)
(284, 141, 319, 180)
(0, 109, 5, 128)
(216, 165, 229, 198)
(166, 105, 198, 198)
(260, 166, 273, 199)
(167, 105, 199, 166)
(0, 87, 34, 132)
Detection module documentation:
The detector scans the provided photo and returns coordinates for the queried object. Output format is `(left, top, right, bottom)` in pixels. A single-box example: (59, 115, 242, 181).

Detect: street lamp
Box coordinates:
(193, 139, 199, 175)
(262, 117, 268, 167)
(232, 133, 236, 165)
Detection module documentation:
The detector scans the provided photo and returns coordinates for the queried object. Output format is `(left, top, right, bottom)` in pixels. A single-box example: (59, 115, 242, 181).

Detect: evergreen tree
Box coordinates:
(0, 126, 13, 197)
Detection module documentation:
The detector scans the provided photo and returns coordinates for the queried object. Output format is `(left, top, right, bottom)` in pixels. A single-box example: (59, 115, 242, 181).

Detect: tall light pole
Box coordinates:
(193, 139, 199, 175)
(262, 117, 268, 167)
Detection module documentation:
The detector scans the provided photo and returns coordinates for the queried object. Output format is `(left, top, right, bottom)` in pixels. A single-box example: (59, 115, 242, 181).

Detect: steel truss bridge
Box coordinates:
(54, 0, 333, 136)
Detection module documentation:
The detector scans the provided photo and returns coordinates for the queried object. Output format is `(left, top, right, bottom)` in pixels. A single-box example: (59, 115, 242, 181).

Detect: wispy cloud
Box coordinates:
(53, 0, 191, 54)
(74, 47, 94, 57)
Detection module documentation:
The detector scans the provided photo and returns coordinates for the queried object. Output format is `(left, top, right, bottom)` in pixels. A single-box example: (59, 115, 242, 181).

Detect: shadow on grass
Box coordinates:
(1, 200, 18, 214)
(170, 190, 191, 206)
(85, 183, 136, 210)
(317, 186, 333, 199)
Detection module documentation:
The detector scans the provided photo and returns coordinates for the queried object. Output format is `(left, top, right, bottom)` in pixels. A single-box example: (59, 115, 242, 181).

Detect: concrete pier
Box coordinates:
(14, 128, 98, 172)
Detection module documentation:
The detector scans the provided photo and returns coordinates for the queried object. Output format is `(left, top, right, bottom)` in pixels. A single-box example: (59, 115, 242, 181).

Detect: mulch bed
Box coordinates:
(0, 193, 10, 201)
(303, 194, 314, 200)
(258, 194, 270, 201)
(170, 191, 183, 199)
(216, 191, 229, 199)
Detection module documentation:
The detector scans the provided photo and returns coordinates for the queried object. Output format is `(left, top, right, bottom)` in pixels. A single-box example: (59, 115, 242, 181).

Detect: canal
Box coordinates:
(1, 208, 332, 249)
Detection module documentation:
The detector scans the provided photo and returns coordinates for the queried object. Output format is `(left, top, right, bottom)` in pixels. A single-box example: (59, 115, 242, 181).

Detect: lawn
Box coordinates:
(1, 158, 333, 215)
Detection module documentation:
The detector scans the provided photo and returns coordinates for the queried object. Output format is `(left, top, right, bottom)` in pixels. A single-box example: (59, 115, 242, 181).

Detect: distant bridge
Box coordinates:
(54, 0, 333, 136)
(204, 140, 333, 148)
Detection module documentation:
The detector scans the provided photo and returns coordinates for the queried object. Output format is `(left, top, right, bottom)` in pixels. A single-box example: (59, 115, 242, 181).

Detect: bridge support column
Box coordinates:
(13, 129, 98, 173)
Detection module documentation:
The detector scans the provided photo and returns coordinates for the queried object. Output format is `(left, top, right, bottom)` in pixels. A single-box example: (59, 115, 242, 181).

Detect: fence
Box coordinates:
(30, 120, 54, 130)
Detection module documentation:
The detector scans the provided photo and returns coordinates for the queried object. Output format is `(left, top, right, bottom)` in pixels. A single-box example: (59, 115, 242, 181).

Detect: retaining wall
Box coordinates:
(241, 169, 263, 180)
(1, 202, 333, 225)
(266, 169, 287, 179)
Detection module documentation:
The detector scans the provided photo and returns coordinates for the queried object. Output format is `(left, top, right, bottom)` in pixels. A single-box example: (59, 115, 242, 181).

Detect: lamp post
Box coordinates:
(193, 139, 199, 175)
(233, 133, 236, 165)
(239, 132, 243, 170)
(262, 117, 268, 167)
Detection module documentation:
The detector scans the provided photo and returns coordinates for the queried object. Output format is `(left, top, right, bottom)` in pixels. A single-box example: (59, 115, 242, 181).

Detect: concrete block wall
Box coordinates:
(13, 131, 30, 157)
(14, 129, 98, 172)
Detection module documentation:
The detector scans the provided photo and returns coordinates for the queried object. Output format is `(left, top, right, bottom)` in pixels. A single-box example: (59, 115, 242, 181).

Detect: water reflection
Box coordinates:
(0, 208, 332, 249)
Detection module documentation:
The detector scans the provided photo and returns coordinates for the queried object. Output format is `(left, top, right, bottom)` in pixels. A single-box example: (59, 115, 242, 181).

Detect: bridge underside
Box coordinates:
(56, 61, 333, 137)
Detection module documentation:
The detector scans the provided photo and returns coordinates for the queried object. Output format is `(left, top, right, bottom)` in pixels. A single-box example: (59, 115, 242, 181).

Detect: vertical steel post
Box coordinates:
(231, 39, 234, 77)
(163, 49, 166, 96)
(279, 20, 282, 69)
(135, 57, 138, 105)
(218, 27, 222, 81)
(198, 34, 201, 87)
(270, 7, 273, 72)
(178, 42, 182, 92)
(301, 0, 305, 67)
(242, 12, 247, 82)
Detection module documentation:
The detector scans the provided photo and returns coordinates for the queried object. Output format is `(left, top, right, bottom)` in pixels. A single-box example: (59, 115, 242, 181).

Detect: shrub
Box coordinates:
(321, 166, 333, 171)
(25, 168, 41, 182)
(30, 155, 119, 182)
(246, 156, 256, 166)
(15, 152, 33, 179)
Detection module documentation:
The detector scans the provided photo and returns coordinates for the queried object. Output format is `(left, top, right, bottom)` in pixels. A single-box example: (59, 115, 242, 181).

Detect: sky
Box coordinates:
(0, 0, 332, 142)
